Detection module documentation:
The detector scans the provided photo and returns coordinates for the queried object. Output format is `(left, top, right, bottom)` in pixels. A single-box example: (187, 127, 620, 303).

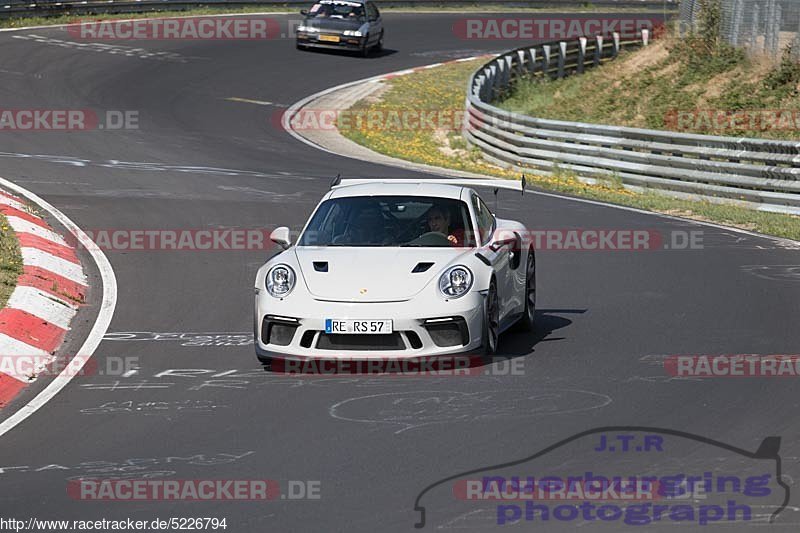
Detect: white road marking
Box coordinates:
(0, 176, 117, 438)
(0, 333, 50, 364)
(6, 286, 77, 330)
(225, 97, 275, 106)
(5, 216, 68, 246)
(0, 194, 27, 211)
(11, 35, 192, 62)
(21, 247, 85, 285)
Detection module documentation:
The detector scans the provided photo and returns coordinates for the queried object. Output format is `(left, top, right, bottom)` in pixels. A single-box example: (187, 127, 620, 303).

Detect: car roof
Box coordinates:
(327, 182, 468, 200)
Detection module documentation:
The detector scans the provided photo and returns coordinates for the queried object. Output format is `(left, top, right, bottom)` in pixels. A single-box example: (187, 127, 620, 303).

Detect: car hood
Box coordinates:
(303, 18, 364, 32)
(294, 247, 471, 302)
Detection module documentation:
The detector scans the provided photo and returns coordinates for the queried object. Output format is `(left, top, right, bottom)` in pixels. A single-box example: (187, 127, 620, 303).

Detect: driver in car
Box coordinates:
(426, 206, 463, 246)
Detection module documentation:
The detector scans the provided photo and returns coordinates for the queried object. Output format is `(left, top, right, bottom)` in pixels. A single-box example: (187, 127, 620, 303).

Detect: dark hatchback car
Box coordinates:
(296, 0, 384, 56)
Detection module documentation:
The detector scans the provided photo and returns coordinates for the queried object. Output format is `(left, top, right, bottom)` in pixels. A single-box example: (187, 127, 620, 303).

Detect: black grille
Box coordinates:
(406, 331, 423, 349)
(316, 333, 405, 351)
(263, 322, 298, 346)
(300, 330, 316, 348)
(425, 318, 469, 347)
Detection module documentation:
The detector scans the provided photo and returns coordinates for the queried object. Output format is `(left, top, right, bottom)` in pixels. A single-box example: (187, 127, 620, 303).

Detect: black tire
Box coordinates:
(516, 247, 536, 331)
(295, 41, 304, 50)
(374, 30, 383, 52)
(257, 355, 273, 366)
(481, 278, 500, 359)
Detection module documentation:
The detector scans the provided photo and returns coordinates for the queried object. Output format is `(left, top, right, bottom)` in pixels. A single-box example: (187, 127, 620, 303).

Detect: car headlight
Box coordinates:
(297, 25, 318, 33)
(343, 30, 363, 37)
(439, 265, 473, 299)
(266, 264, 296, 298)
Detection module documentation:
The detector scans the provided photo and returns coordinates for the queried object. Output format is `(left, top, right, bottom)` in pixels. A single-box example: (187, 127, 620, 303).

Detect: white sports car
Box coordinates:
(253, 179, 535, 364)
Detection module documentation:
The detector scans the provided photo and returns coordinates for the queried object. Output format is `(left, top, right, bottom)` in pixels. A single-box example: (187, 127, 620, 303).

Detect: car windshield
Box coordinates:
(307, 2, 365, 20)
(298, 196, 476, 248)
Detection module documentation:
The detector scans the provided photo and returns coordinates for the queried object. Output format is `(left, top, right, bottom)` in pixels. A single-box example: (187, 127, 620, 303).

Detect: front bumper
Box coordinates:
(254, 290, 484, 360)
(296, 33, 364, 51)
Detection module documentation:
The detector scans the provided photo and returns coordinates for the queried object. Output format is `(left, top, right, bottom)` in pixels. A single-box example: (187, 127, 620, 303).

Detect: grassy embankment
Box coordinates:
(339, 35, 800, 240)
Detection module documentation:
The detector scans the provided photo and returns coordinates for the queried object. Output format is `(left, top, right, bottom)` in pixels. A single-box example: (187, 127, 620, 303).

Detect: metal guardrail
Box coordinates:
(464, 33, 800, 214)
(0, 0, 679, 21)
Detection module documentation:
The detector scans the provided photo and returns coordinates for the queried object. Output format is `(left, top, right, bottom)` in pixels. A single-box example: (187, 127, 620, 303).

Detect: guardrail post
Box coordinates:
(516, 49, 527, 76)
(612, 32, 621, 57)
(488, 62, 500, 102)
(527, 47, 539, 75)
(502, 54, 513, 85)
(577, 37, 587, 74)
(480, 68, 492, 101)
(542, 44, 552, 78)
(594, 35, 603, 67)
(557, 41, 567, 78)
(473, 76, 484, 98)
(641, 28, 649, 46)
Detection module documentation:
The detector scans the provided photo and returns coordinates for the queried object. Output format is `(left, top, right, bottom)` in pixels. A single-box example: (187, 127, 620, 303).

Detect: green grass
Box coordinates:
(338, 58, 800, 241)
(0, 214, 23, 309)
(499, 35, 800, 140)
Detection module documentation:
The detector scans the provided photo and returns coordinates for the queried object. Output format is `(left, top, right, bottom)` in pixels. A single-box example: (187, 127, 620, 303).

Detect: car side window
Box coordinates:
(366, 2, 378, 20)
(471, 194, 494, 245)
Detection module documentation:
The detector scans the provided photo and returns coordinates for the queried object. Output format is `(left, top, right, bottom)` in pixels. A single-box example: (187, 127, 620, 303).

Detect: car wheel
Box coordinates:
(296, 41, 304, 50)
(481, 278, 499, 359)
(516, 247, 536, 331)
(375, 30, 384, 52)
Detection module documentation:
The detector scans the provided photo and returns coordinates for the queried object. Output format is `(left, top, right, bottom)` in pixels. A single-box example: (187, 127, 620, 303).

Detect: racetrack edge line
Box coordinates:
(0, 176, 117, 438)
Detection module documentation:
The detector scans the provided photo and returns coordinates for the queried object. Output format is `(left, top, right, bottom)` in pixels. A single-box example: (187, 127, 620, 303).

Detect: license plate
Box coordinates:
(325, 319, 393, 334)
(318, 34, 340, 43)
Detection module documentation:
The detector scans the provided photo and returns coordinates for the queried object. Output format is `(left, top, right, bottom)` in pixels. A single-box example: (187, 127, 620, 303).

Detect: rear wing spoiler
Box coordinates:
(331, 176, 526, 194)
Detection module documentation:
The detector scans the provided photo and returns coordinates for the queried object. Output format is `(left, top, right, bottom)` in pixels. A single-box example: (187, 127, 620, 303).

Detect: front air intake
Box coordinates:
(412, 262, 434, 273)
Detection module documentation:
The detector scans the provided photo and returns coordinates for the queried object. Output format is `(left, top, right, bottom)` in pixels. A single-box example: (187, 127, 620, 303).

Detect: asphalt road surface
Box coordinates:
(0, 11, 798, 532)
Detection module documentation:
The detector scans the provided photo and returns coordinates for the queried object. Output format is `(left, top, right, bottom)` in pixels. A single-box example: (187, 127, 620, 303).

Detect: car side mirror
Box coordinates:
(300, 9, 308, 15)
(270, 227, 292, 249)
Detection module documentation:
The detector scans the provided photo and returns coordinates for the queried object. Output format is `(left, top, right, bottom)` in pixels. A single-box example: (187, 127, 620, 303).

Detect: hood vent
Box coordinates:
(412, 262, 434, 273)
(313, 261, 328, 272)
